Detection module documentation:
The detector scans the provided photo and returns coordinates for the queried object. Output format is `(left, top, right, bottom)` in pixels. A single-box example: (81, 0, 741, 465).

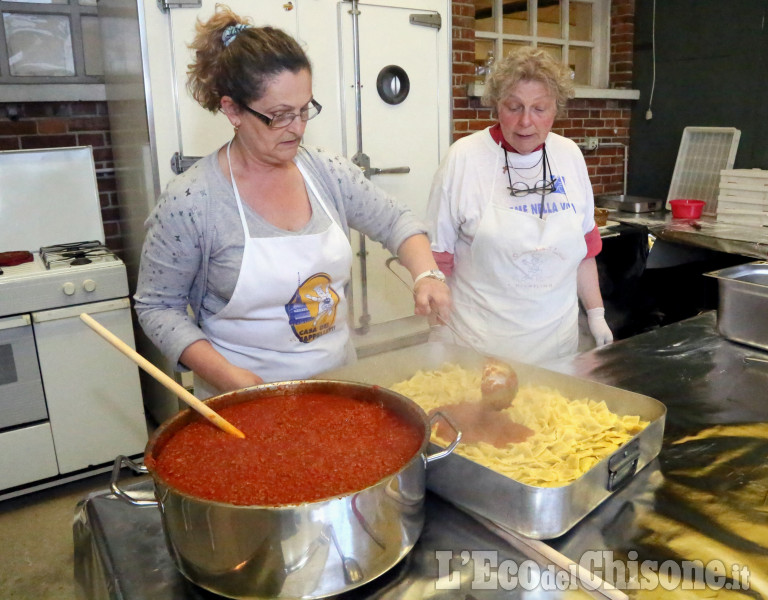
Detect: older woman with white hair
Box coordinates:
(426, 46, 612, 363)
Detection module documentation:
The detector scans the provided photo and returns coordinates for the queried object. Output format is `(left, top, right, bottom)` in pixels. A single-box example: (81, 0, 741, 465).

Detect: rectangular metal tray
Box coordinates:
(705, 260, 768, 351)
(320, 342, 666, 539)
(595, 194, 664, 213)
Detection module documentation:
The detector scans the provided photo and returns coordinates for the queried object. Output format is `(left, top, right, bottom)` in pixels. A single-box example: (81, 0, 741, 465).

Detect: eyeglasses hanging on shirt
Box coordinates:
(504, 146, 556, 219)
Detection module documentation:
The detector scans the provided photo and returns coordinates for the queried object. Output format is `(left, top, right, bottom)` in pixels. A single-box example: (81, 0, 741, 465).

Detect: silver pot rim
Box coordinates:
(143, 379, 433, 509)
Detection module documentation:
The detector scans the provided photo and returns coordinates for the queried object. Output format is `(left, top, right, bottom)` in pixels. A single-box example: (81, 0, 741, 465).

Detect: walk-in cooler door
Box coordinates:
(339, 1, 449, 328)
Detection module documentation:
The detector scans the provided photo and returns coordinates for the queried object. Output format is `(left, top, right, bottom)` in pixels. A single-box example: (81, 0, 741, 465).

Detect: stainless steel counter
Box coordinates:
(74, 312, 768, 599)
(610, 210, 768, 260)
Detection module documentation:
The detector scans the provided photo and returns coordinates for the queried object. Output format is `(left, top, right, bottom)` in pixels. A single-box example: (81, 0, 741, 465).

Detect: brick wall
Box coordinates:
(1, 0, 636, 251)
(451, 0, 635, 196)
(0, 101, 125, 255)
(609, 0, 635, 88)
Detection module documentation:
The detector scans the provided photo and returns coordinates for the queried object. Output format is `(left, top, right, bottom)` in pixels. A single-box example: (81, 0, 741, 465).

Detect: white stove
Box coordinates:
(0, 147, 147, 500)
(40, 240, 120, 269)
(0, 242, 129, 317)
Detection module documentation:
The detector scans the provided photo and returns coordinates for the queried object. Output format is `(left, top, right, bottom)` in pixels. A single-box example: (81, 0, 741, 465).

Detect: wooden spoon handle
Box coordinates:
(79, 313, 245, 439)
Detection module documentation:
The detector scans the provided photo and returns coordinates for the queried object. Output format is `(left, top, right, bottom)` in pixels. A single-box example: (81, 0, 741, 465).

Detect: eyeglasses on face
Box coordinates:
(239, 98, 322, 129)
(508, 179, 557, 197)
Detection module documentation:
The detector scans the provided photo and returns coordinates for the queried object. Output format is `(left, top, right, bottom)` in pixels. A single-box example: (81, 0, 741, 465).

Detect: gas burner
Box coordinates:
(40, 241, 118, 270)
(42, 240, 102, 251)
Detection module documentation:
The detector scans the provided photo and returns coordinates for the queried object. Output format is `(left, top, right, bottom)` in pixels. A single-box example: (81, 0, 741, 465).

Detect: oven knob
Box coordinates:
(83, 279, 96, 292)
(62, 282, 76, 296)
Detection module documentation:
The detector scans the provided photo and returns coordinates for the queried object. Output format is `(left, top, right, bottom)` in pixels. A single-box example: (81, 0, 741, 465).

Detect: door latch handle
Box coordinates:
(368, 166, 410, 176)
(352, 152, 410, 178)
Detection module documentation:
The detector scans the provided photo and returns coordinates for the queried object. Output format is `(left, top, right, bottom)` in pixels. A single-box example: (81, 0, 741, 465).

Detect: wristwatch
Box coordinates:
(414, 269, 447, 285)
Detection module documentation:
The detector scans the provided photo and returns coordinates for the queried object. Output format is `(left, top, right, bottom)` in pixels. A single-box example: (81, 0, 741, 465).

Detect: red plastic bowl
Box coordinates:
(669, 199, 705, 219)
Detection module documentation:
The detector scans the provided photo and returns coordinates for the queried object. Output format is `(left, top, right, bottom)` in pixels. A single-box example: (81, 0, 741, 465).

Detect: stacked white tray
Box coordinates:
(717, 169, 768, 227)
(666, 127, 741, 216)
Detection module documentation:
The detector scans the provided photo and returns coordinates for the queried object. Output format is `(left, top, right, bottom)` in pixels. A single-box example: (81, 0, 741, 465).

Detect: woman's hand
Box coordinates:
(195, 364, 264, 396)
(578, 258, 612, 346)
(394, 234, 453, 321)
(217, 365, 265, 392)
(413, 276, 452, 322)
(181, 340, 264, 394)
(587, 307, 613, 347)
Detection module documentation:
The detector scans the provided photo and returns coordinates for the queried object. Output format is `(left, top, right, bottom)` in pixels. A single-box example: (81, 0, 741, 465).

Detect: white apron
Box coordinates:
(435, 161, 586, 363)
(195, 145, 353, 397)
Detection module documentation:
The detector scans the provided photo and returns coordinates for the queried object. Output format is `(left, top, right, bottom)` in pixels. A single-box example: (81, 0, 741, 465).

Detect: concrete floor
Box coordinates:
(0, 472, 119, 600)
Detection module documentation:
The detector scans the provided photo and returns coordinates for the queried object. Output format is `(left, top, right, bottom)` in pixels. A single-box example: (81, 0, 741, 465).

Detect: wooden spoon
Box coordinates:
(80, 313, 245, 439)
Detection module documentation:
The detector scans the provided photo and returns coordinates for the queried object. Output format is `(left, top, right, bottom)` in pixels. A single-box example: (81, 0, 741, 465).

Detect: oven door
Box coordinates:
(33, 298, 147, 474)
(0, 313, 59, 493)
(0, 314, 48, 428)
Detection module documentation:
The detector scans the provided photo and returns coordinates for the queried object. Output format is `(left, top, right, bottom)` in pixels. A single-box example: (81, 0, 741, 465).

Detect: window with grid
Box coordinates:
(0, 0, 102, 84)
(474, 0, 610, 89)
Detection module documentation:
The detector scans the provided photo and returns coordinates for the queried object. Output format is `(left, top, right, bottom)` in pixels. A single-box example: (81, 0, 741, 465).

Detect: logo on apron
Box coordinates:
(285, 272, 340, 343)
(512, 247, 568, 287)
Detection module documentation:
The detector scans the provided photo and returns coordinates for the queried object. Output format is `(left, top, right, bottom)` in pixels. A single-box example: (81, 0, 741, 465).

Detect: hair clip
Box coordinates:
(222, 23, 251, 47)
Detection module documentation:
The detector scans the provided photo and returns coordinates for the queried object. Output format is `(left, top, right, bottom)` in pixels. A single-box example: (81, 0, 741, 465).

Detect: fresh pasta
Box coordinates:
(390, 363, 648, 487)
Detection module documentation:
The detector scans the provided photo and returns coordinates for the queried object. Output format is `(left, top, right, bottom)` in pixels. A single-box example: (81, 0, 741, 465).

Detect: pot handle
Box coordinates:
(425, 411, 462, 464)
(110, 455, 157, 507)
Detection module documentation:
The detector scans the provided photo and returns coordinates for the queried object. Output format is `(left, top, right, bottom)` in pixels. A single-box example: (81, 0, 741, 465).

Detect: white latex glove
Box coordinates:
(587, 307, 613, 347)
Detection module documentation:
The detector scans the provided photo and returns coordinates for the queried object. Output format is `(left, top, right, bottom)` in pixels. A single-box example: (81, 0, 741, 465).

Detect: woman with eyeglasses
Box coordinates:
(426, 46, 611, 363)
(134, 6, 451, 398)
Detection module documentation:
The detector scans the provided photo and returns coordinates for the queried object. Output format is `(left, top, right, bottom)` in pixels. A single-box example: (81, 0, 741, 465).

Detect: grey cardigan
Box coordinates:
(134, 144, 426, 370)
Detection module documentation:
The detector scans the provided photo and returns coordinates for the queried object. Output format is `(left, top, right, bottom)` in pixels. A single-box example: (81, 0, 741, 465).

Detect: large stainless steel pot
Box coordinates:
(111, 380, 459, 600)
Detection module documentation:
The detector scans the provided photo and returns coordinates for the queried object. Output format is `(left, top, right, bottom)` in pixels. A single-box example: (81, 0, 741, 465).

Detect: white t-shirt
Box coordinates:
(427, 128, 596, 258)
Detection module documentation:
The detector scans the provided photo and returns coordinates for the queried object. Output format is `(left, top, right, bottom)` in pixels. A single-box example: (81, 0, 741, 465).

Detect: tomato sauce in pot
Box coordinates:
(147, 392, 423, 506)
